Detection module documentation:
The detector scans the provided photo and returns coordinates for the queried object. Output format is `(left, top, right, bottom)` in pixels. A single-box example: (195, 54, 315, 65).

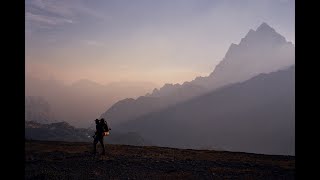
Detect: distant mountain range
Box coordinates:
(100, 22, 295, 129)
(25, 22, 294, 155)
(25, 121, 150, 146)
(25, 77, 159, 127)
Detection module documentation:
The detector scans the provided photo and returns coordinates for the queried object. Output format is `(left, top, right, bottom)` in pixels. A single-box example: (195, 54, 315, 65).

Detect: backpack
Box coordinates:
(101, 120, 110, 136)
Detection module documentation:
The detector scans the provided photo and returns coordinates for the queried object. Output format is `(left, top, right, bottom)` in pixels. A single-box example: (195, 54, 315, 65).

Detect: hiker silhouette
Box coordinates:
(93, 118, 110, 155)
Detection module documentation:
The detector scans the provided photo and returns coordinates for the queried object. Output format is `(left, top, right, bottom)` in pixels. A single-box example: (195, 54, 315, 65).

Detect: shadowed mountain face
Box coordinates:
(25, 121, 149, 146)
(100, 23, 295, 127)
(115, 66, 295, 155)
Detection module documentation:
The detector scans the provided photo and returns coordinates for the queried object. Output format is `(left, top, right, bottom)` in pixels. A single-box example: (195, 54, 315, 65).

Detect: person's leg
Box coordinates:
(99, 138, 105, 155)
(93, 138, 98, 154)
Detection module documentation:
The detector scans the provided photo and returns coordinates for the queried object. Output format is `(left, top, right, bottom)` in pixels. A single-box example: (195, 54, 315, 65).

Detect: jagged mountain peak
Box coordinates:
(257, 22, 275, 32)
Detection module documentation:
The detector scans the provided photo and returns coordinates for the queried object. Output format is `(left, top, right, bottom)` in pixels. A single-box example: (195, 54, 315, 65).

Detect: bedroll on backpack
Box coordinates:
(103, 131, 110, 136)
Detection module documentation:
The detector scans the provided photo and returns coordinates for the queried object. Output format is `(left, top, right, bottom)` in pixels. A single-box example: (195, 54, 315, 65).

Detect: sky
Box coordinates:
(25, 0, 295, 86)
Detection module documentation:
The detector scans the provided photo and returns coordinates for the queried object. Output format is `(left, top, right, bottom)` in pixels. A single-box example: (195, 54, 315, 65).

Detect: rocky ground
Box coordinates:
(25, 140, 295, 179)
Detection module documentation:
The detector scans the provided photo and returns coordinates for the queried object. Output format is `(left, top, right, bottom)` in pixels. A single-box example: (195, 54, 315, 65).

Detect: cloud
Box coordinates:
(25, 0, 109, 34)
(26, 12, 74, 26)
(27, 0, 109, 22)
(29, 0, 74, 17)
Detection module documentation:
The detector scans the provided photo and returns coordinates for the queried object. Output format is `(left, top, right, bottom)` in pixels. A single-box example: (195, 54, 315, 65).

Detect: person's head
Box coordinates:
(95, 119, 100, 124)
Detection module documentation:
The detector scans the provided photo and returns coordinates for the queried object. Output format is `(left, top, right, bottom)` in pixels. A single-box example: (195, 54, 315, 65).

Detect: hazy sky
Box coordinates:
(25, 0, 294, 86)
